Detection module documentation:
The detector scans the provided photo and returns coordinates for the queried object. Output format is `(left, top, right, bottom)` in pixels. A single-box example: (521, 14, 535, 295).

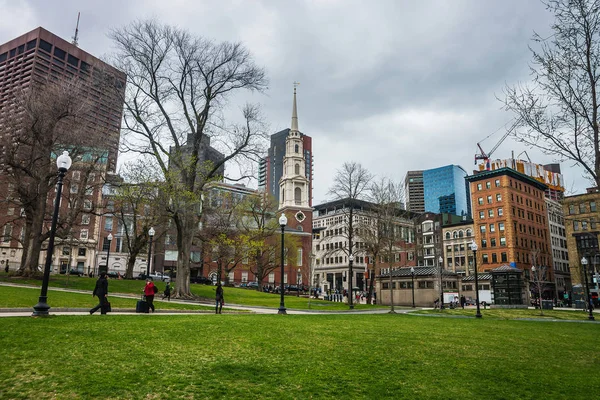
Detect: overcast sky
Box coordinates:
(1, 0, 589, 204)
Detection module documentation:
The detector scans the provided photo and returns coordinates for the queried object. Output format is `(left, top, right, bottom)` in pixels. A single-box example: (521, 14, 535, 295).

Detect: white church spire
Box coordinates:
(291, 81, 299, 132)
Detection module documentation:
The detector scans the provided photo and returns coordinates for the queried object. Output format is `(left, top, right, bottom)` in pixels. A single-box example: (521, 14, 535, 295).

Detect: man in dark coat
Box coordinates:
(215, 283, 224, 314)
(90, 272, 109, 315)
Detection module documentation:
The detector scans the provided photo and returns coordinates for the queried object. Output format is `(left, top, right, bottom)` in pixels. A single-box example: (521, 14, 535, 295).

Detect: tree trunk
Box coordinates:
(125, 254, 137, 279)
(174, 212, 193, 298)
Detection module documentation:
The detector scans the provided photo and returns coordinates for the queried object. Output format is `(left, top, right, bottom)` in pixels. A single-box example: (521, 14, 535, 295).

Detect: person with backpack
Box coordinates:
(143, 279, 157, 313)
(163, 282, 171, 301)
(90, 272, 109, 315)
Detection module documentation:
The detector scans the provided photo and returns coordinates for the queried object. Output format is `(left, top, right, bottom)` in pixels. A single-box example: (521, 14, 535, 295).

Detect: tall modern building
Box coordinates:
(422, 165, 471, 217)
(0, 27, 126, 273)
(258, 101, 313, 206)
(0, 27, 126, 171)
(404, 170, 425, 213)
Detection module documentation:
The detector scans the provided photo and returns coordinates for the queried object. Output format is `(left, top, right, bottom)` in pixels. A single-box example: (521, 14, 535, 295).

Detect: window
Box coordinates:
(81, 214, 90, 225)
(104, 217, 113, 231)
(477, 183, 482, 191)
(83, 200, 92, 210)
(487, 195, 492, 204)
(579, 203, 586, 213)
(3, 225, 12, 242)
(488, 209, 494, 218)
(62, 247, 71, 256)
(574, 221, 580, 231)
(491, 238, 496, 247)
(445, 232, 451, 239)
(70, 184, 78, 194)
(591, 201, 597, 212)
(78, 248, 86, 257)
(481, 239, 487, 248)
(295, 164, 300, 175)
(495, 179, 500, 187)
(489, 224, 495, 233)
(501, 252, 507, 262)
(486, 181, 491, 189)
(297, 249, 303, 266)
(67, 54, 79, 67)
(498, 208, 503, 216)
(80, 229, 88, 240)
(480, 225, 486, 233)
(107, 201, 114, 211)
(492, 253, 498, 263)
(498, 222, 504, 231)
(72, 171, 80, 181)
(500, 237, 506, 246)
(294, 144, 299, 153)
(582, 221, 588, 230)
(479, 211, 485, 219)
(478, 197, 484, 205)
(592, 218, 597, 229)
(7, 208, 14, 216)
(482, 254, 489, 263)
(496, 194, 502, 201)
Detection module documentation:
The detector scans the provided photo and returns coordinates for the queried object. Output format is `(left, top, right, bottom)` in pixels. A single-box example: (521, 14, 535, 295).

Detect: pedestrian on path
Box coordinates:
(163, 282, 171, 301)
(143, 279, 157, 313)
(90, 272, 109, 315)
(215, 283, 224, 314)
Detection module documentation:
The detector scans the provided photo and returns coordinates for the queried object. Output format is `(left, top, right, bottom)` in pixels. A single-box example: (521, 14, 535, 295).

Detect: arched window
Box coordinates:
(294, 187, 301, 204)
(281, 188, 285, 202)
(445, 232, 451, 240)
(294, 144, 299, 153)
(453, 231, 458, 239)
(458, 230, 464, 238)
(466, 229, 472, 237)
(297, 225, 303, 232)
(295, 164, 300, 175)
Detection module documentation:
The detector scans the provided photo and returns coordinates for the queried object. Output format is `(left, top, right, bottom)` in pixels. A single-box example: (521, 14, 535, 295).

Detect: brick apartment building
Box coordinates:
(466, 168, 553, 287)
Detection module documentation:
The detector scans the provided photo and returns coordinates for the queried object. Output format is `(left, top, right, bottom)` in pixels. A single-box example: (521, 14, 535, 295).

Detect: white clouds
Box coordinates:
(0, 0, 589, 201)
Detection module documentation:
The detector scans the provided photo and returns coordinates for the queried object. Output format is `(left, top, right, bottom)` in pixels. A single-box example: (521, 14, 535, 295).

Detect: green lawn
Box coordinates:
(0, 274, 385, 311)
(415, 307, 595, 321)
(0, 285, 214, 311)
(0, 314, 597, 399)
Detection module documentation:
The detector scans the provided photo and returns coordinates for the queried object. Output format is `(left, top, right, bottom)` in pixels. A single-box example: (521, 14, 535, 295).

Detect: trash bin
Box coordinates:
(542, 300, 553, 310)
(575, 300, 585, 309)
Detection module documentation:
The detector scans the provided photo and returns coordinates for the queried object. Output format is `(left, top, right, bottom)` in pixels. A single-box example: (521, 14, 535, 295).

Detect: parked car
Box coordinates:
(137, 272, 171, 282)
(247, 282, 259, 288)
(191, 276, 212, 285)
(64, 269, 84, 277)
(107, 271, 121, 279)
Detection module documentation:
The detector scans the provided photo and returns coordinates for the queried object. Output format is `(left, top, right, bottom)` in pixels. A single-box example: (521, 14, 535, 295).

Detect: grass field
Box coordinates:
(0, 313, 598, 399)
(0, 274, 384, 311)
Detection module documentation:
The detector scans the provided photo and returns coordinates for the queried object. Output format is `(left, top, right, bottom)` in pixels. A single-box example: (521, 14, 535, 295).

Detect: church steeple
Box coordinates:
(291, 82, 299, 132)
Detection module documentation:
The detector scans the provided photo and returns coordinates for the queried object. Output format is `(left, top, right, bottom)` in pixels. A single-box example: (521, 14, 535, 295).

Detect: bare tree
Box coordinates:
(110, 21, 268, 297)
(327, 162, 373, 307)
(367, 178, 412, 311)
(502, 0, 600, 187)
(112, 160, 168, 279)
(238, 192, 298, 290)
(0, 79, 108, 276)
(530, 249, 551, 315)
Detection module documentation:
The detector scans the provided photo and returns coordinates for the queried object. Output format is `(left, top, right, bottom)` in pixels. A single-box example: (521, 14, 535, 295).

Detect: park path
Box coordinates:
(0, 282, 397, 317)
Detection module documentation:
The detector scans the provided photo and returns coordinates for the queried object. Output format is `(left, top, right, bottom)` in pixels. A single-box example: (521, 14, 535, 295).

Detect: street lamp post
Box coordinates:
(278, 214, 287, 315)
(297, 268, 301, 297)
(581, 257, 595, 321)
(33, 151, 72, 316)
(105, 233, 113, 275)
(438, 256, 444, 310)
(410, 266, 415, 308)
(471, 242, 482, 318)
(146, 227, 155, 276)
(348, 254, 354, 309)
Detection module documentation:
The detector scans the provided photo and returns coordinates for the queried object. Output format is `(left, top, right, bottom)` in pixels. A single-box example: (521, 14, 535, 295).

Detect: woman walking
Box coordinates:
(143, 279, 157, 313)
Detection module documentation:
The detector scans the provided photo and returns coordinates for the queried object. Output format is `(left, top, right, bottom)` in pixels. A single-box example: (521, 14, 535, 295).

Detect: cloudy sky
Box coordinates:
(1, 0, 588, 204)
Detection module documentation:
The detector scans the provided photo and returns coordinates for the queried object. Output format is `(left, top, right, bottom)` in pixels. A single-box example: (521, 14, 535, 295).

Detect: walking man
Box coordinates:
(90, 272, 109, 315)
(215, 283, 224, 314)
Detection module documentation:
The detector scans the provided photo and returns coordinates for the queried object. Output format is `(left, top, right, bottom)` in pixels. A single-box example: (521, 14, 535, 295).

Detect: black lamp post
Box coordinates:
(471, 242, 482, 318)
(411, 266, 415, 308)
(438, 256, 445, 310)
(105, 233, 113, 275)
(581, 257, 595, 321)
(33, 151, 72, 317)
(278, 213, 287, 315)
(348, 254, 354, 309)
(146, 227, 155, 276)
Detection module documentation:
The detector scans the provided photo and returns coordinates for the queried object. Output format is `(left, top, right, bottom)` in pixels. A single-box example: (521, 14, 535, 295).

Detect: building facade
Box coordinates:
(546, 198, 571, 299)
(441, 218, 474, 276)
(423, 164, 471, 216)
(404, 170, 424, 213)
(466, 168, 554, 289)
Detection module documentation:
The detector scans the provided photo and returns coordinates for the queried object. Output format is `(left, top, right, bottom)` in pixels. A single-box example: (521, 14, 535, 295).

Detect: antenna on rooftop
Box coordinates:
(72, 12, 81, 46)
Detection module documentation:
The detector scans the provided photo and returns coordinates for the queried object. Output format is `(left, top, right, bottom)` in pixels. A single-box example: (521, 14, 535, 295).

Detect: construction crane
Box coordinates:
(474, 118, 520, 170)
